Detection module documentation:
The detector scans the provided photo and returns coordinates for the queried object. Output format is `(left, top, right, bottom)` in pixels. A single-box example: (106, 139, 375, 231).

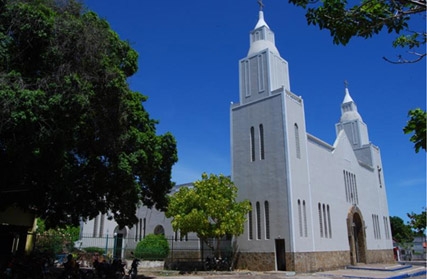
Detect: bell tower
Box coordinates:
(238, 6, 290, 105)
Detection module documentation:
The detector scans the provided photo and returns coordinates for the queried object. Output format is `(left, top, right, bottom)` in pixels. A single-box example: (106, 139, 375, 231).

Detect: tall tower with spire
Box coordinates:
(239, 7, 290, 105)
(231, 3, 393, 272)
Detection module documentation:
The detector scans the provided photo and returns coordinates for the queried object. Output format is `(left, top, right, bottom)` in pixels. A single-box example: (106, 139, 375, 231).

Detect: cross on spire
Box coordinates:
(344, 80, 349, 88)
(257, 0, 264, 11)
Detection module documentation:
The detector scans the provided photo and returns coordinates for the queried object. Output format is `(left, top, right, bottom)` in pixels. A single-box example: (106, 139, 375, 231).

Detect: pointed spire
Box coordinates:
(254, 0, 269, 29)
(340, 80, 362, 122)
(248, 1, 278, 56)
(254, 10, 269, 29)
(342, 80, 354, 104)
(254, 0, 270, 29)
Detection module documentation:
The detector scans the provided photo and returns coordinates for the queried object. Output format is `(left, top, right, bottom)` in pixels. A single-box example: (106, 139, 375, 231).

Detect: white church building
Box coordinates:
(230, 7, 393, 272)
(79, 5, 394, 272)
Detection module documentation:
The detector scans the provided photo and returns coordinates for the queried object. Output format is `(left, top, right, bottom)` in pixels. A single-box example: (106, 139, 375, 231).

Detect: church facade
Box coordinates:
(79, 6, 394, 273)
(230, 8, 393, 272)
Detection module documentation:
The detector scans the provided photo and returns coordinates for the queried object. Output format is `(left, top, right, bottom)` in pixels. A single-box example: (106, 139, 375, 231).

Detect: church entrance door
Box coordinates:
(347, 206, 367, 265)
(275, 239, 286, 271)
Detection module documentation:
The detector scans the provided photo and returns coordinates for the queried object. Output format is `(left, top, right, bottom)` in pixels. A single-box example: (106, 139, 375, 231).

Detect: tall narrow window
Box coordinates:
(257, 54, 265, 92)
(250, 127, 255, 162)
(323, 204, 328, 238)
(248, 205, 253, 240)
(350, 173, 357, 204)
(264, 201, 270, 239)
(99, 214, 105, 237)
(303, 201, 308, 237)
(344, 170, 358, 205)
(298, 200, 303, 237)
(294, 124, 301, 159)
(256, 202, 261, 240)
(135, 219, 139, 241)
(377, 166, 383, 188)
(142, 218, 146, 239)
(93, 215, 99, 238)
(383, 217, 390, 239)
(353, 174, 359, 204)
(344, 170, 349, 202)
(259, 124, 265, 160)
(318, 203, 323, 238)
(327, 205, 332, 238)
(243, 60, 250, 97)
(376, 215, 381, 239)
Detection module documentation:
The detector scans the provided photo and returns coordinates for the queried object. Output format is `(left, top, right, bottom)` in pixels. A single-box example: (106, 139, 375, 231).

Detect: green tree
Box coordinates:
(0, 0, 177, 228)
(390, 216, 414, 243)
(35, 218, 80, 254)
(288, 0, 426, 63)
(407, 208, 426, 235)
(403, 108, 426, 153)
(165, 173, 251, 257)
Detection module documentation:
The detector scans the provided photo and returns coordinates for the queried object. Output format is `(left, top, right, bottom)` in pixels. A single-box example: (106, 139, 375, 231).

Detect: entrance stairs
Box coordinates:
(317, 263, 426, 279)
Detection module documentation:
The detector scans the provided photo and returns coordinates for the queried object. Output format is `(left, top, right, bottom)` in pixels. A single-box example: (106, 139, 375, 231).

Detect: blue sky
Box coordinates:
(84, 1, 426, 222)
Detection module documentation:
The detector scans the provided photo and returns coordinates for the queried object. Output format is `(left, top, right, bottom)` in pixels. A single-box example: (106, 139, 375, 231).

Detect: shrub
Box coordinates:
(134, 234, 169, 260)
(83, 247, 105, 254)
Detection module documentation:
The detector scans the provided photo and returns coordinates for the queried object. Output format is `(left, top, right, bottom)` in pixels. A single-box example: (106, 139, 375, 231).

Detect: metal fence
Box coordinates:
(76, 234, 232, 263)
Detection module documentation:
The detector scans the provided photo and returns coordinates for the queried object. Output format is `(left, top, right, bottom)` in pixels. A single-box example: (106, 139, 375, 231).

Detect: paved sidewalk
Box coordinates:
(138, 263, 427, 279)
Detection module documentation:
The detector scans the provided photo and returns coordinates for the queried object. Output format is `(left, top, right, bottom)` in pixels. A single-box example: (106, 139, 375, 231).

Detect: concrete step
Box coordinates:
(317, 263, 426, 279)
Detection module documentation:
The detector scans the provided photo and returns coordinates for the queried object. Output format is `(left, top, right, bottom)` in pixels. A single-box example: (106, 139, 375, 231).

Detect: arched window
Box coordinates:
(93, 215, 99, 238)
(154, 225, 165, 236)
(257, 55, 265, 92)
(298, 200, 303, 237)
(259, 124, 265, 160)
(327, 205, 332, 238)
(250, 127, 255, 162)
(256, 202, 261, 240)
(264, 201, 270, 239)
(135, 219, 139, 241)
(248, 204, 253, 240)
(318, 203, 323, 237)
(294, 124, 301, 159)
(303, 200, 308, 237)
(323, 204, 328, 238)
(99, 214, 105, 237)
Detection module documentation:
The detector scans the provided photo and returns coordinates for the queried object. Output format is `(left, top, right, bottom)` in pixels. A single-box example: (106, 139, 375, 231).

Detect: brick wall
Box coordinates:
(235, 249, 394, 272)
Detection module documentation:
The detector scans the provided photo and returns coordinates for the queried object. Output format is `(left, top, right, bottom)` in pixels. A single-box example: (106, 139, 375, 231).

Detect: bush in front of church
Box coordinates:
(135, 234, 169, 260)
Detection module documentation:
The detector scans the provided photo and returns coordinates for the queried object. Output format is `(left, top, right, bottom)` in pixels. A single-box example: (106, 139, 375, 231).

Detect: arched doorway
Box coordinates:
(154, 225, 165, 235)
(347, 206, 367, 265)
(113, 227, 127, 259)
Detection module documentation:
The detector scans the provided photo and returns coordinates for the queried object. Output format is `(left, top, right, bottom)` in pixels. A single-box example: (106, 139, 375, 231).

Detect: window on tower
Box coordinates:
(259, 124, 265, 160)
(250, 127, 255, 162)
(294, 123, 301, 159)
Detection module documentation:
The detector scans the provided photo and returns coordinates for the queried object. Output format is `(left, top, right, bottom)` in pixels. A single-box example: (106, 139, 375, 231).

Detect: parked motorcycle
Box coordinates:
(128, 258, 139, 279)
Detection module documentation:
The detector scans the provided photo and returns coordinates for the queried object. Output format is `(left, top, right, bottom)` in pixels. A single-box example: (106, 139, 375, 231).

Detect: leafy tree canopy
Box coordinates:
(407, 208, 426, 235)
(35, 218, 80, 254)
(403, 108, 426, 153)
(288, 0, 426, 63)
(0, 0, 177, 229)
(165, 173, 251, 255)
(390, 216, 414, 243)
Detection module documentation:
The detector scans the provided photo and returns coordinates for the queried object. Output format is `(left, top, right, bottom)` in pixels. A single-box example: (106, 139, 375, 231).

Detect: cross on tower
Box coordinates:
(258, 0, 264, 11)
